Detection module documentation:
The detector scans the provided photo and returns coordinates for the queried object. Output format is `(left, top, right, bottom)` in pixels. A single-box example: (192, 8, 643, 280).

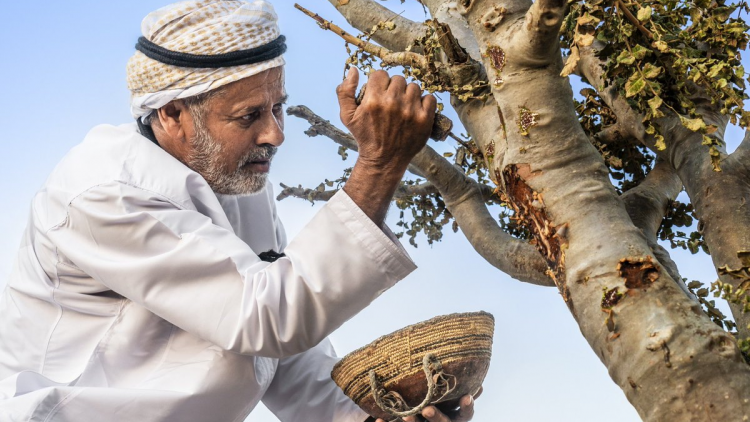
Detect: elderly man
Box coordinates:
(0, 1, 478, 422)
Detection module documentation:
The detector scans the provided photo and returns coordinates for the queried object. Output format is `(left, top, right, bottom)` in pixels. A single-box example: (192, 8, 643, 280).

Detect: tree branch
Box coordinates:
(577, 45, 647, 143)
(521, 0, 568, 59)
(277, 180, 440, 202)
(326, 0, 427, 52)
(295, 4, 428, 69)
(287, 105, 553, 286)
(621, 161, 682, 239)
(730, 129, 750, 169)
(620, 161, 688, 292)
(287, 105, 426, 178)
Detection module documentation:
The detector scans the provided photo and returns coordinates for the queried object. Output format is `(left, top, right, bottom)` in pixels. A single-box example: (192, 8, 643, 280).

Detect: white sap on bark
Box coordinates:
(327, 0, 750, 419)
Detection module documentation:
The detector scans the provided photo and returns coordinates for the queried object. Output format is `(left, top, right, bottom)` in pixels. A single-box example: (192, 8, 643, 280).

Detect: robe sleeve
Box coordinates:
(46, 181, 416, 358)
(262, 338, 369, 422)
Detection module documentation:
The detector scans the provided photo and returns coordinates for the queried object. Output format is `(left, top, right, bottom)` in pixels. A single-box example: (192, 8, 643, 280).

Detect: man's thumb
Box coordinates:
(336, 67, 359, 123)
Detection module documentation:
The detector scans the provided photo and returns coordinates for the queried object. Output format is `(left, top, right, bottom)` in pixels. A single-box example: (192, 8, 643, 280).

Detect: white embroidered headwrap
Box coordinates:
(126, 0, 285, 121)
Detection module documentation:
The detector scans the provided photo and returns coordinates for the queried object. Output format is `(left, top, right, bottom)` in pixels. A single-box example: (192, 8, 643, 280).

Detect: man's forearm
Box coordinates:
(343, 159, 407, 227)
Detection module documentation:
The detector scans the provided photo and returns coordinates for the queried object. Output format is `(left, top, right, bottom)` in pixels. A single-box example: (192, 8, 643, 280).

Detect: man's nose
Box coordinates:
(257, 112, 284, 147)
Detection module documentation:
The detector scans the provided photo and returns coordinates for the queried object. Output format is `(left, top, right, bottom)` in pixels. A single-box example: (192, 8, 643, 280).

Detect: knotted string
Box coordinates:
(368, 353, 457, 421)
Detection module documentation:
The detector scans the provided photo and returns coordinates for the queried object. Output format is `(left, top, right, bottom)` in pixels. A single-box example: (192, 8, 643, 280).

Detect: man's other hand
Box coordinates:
(374, 388, 481, 422)
(337, 68, 436, 172)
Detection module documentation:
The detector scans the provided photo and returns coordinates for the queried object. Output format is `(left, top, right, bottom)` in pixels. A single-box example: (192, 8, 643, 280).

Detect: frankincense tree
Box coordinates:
(281, 0, 750, 419)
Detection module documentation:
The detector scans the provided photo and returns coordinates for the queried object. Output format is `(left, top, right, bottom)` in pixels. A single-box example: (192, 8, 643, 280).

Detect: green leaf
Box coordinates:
(680, 116, 707, 132)
(707, 63, 727, 78)
(625, 75, 647, 97)
(631, 44, 650, 60)
(637, 6, 652, 22)
(616, 50, 635, 65)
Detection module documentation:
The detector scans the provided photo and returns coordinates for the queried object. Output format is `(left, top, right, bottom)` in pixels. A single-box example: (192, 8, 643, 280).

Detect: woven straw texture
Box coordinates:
(332, 311, 494, 420)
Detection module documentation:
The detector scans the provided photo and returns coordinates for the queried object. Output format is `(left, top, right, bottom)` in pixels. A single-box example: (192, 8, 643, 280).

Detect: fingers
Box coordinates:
(454, 395, 475, 421)
(387, 75, 407, 94)
(421, 406, 452, 422)
(405, 82, 422, 102)
(421, 93, 437, 115)
(336, 67, 360, 126)
(366, 70, 391, 96)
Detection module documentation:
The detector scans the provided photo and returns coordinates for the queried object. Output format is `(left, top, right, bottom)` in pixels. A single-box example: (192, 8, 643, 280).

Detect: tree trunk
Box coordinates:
(324, 0, 750, 419)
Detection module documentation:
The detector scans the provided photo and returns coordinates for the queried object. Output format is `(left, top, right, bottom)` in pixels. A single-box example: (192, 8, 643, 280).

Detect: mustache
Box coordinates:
(241, 144, 277, 165)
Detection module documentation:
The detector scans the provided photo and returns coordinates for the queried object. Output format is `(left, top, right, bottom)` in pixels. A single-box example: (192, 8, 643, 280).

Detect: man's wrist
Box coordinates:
(354, 154, 410, 176)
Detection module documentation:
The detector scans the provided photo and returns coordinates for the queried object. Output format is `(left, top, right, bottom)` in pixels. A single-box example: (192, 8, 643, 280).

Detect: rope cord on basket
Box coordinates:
(368, 353, 457, 420)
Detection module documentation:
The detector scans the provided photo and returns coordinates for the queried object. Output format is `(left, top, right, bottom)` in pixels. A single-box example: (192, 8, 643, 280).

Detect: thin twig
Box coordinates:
(294, 3, 428, 69)
(615, 0, 653, 39)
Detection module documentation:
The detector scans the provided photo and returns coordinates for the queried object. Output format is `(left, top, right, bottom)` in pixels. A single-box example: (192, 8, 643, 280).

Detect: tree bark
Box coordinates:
(578, 46, 750, 340)
(416, 0, 750, 420)
(326, 0, 750, 418)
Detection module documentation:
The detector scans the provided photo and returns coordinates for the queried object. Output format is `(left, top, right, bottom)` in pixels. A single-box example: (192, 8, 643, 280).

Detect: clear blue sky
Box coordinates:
(0, 1, 746, 421)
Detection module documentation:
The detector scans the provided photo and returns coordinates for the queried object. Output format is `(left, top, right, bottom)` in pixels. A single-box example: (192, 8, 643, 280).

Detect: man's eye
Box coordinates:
(272, 104, 283, 114)
(242, 111, 260, 122)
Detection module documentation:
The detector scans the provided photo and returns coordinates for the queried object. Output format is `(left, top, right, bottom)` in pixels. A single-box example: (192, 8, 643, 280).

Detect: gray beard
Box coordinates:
(185, 119, 277, 196)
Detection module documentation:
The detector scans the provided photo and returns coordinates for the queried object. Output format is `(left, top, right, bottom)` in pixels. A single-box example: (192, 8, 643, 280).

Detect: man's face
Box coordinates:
(184, 66, 286, 195)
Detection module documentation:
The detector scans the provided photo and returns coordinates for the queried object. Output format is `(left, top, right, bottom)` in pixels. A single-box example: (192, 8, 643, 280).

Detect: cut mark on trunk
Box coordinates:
(518, 107, 539, 136)
(627, 377, 637, 389)
(618, 257, 659, 290)
(484, 45, 506, 86)
(602, 287, 623, 309)
(662, 342, 672, 368)
(501, 164, 571, 313)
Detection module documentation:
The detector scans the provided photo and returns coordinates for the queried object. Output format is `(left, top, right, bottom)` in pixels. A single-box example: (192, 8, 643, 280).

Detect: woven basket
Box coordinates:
(331, 311, 494, 421)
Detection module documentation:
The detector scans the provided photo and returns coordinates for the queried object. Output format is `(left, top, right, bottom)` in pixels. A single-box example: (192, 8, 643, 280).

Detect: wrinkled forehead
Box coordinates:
(207, 66, 287, 112)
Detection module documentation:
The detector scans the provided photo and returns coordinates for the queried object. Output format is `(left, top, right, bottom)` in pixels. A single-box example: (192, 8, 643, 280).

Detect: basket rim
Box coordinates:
(332, 311, 495, 375)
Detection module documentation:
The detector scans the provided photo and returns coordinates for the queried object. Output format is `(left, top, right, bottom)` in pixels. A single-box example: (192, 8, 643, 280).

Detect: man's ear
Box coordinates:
(156, 101, 190, 144)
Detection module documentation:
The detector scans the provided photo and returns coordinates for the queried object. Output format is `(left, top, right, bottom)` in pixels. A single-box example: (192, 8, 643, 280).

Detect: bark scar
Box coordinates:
(618, 256, 659, 290)
(501, 164, 571, 313)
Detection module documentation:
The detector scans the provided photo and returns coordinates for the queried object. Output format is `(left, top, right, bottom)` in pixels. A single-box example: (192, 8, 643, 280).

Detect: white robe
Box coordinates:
(0, 123, 416, 422)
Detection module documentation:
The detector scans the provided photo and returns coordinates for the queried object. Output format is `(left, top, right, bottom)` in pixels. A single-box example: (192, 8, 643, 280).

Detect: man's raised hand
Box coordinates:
(338, 68, 437, 226)
(337, 68, 436, 172)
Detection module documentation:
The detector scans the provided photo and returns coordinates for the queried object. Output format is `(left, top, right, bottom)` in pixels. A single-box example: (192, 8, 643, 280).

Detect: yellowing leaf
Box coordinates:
(648, 96, 664, 118)
(637, 6, 653, 22)
(631, 44, 650, 60)
(561, 45, 580, 77)
(642, 63, 663, 79)
(680, 116, 707, 132)
(652, 40, 670, 53)
(655, 134, 666, 150)
(576, 13, 600, 26)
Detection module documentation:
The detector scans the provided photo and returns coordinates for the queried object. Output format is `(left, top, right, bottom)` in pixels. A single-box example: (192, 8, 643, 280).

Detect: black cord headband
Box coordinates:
(135, 34, 287, 69)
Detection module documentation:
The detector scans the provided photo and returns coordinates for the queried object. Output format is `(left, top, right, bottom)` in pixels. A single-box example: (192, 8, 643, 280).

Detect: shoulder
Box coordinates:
(34, 123, 217, 229)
